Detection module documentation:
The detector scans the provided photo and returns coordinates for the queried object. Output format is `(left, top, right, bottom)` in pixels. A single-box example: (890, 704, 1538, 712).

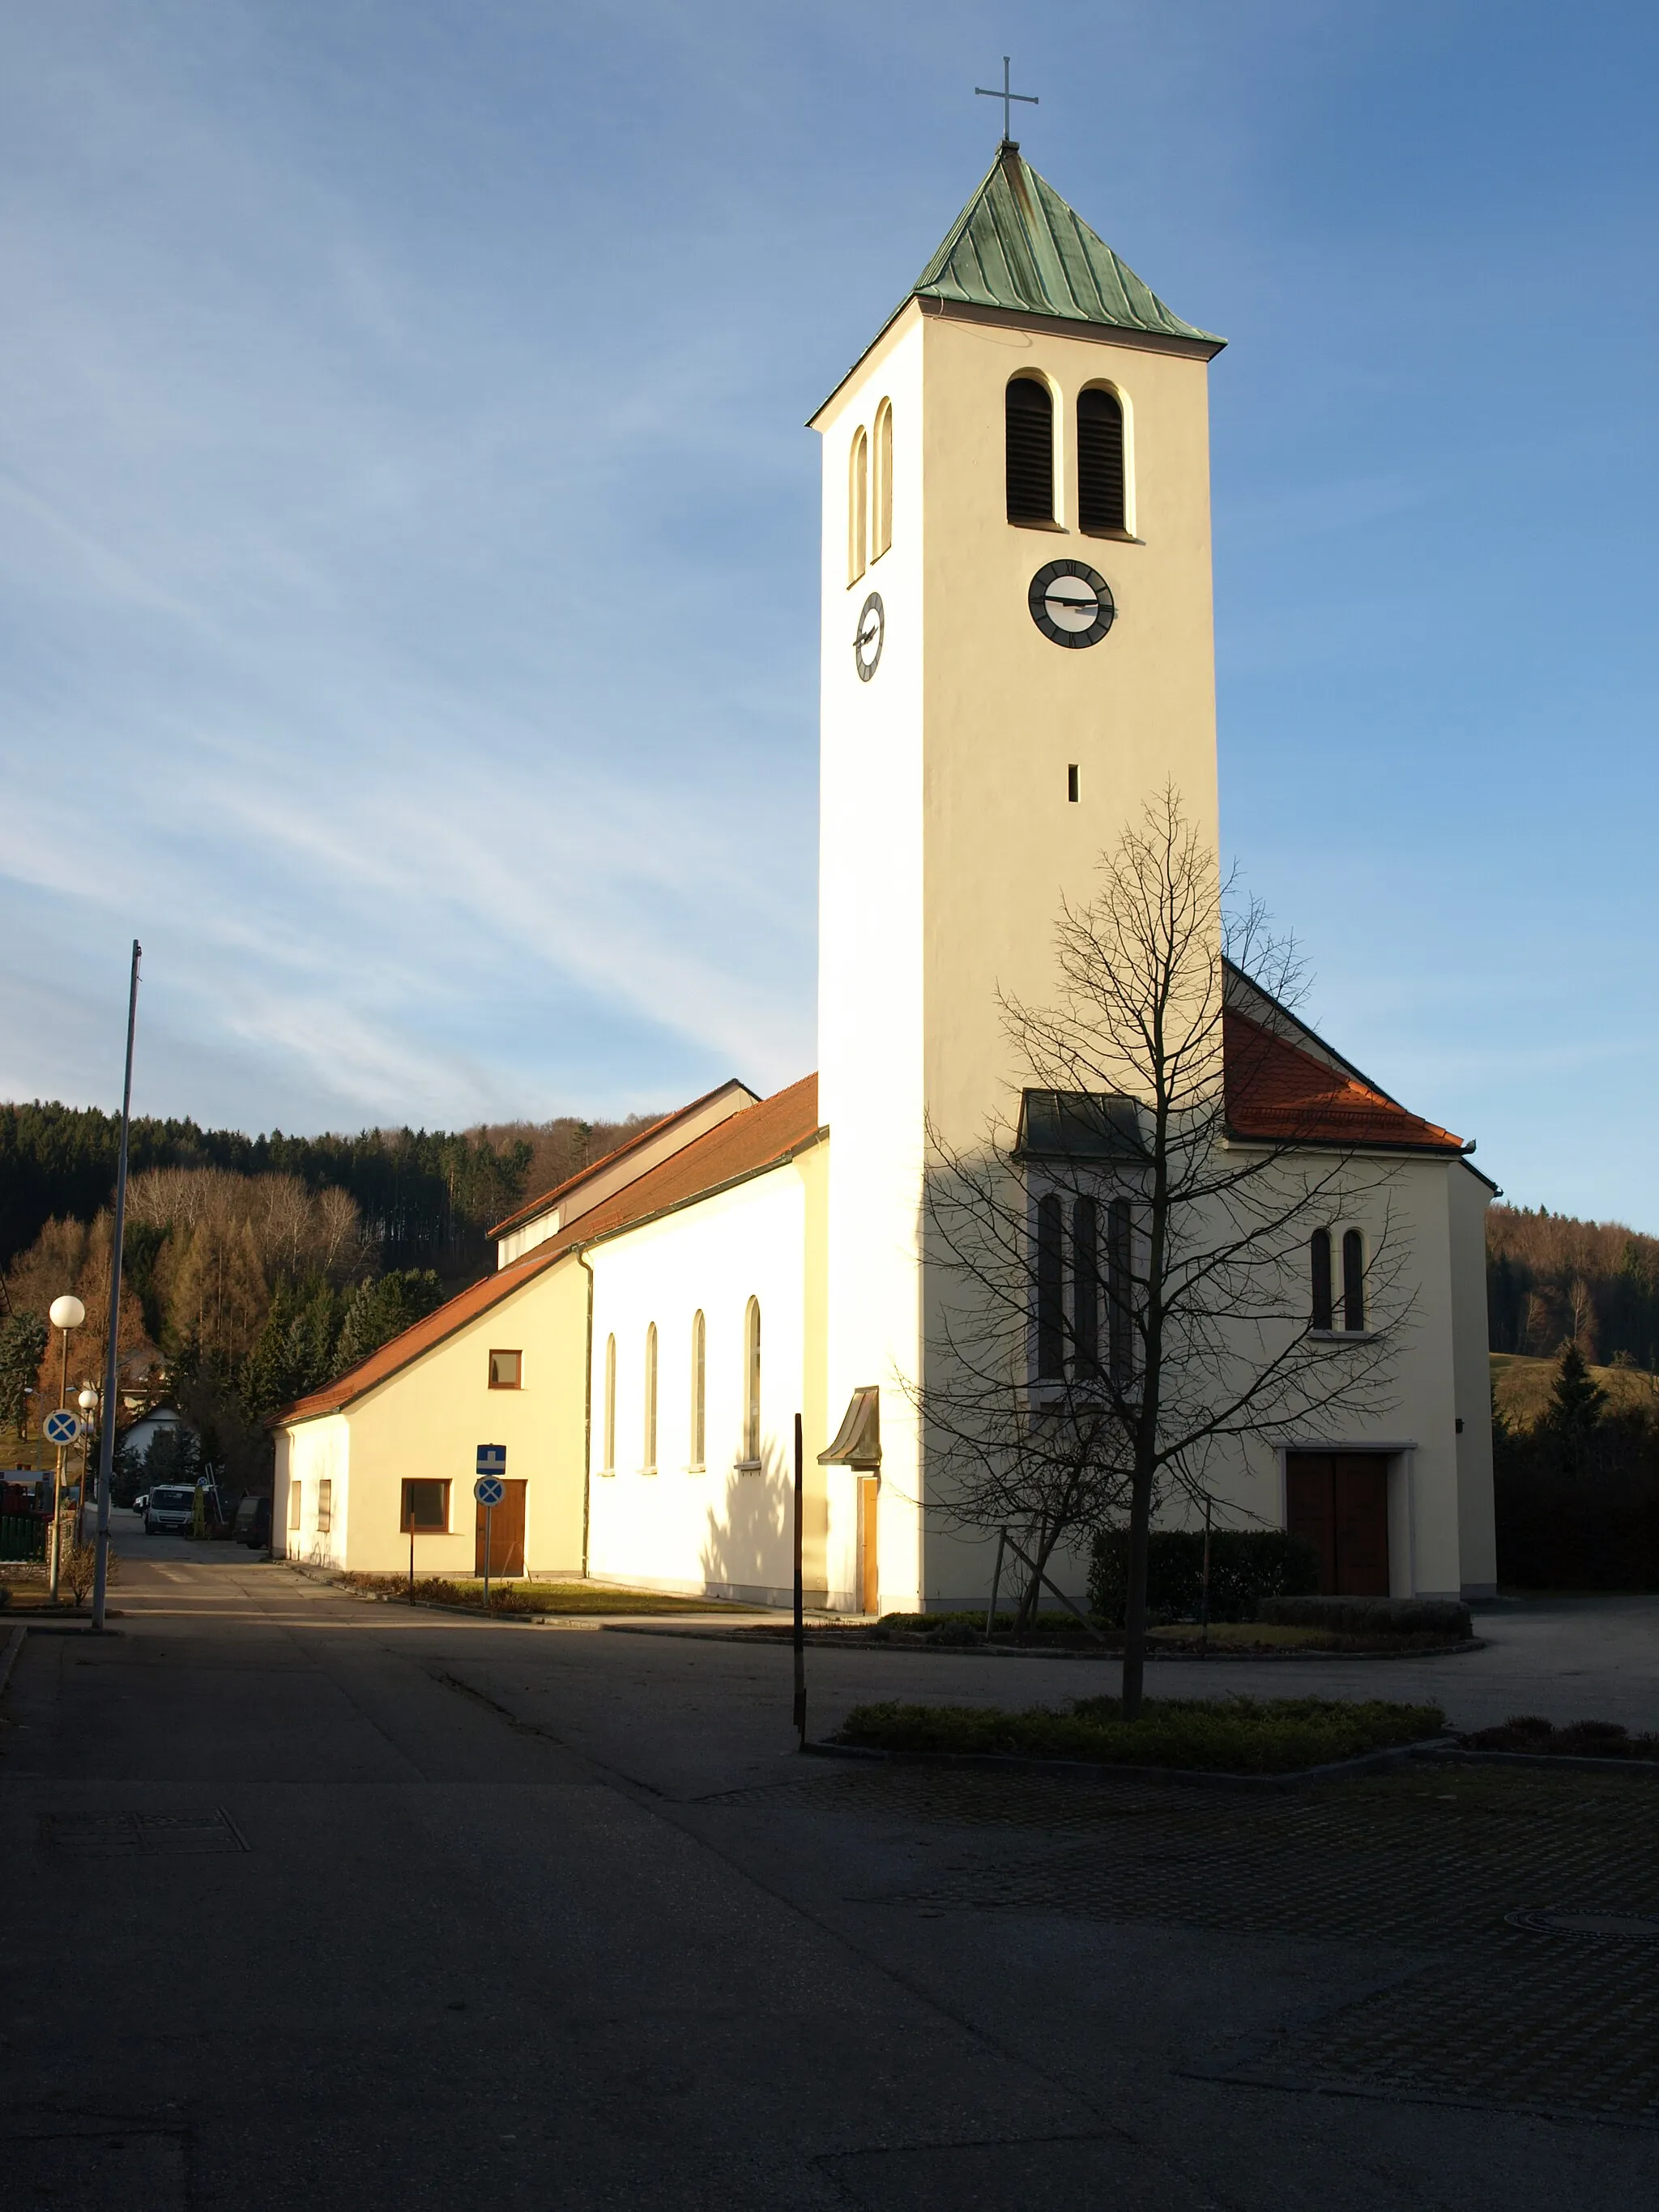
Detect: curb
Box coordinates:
(0, 1623, 23, 1699)
(601, 1622, 1484, 1660)
(1416, 1746, 1659, 1778)
(800, 1733, 1458, 1793)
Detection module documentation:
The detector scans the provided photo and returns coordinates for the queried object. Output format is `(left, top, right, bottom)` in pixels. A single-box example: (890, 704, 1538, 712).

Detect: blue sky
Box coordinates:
(1, 3, 1655, 1223)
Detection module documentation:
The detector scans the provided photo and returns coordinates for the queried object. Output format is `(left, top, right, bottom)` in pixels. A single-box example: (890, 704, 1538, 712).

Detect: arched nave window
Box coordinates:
(1071, 1196, 1099, 1377)
(848, 427, 868, 584)
(1310, 1231, 1333, 1332)
(690, 1310, 706, 1470)
(1005, 376, 1054, 525)
(872, 399, 893, 559)
(603, 1333, 617, 1473)
(1077, 386, 1126, 534)
(1341, 1230, 1366, 1333)
(1107, 1196, 1134, 1387)
(742, 1296, 762, 1464)
(642, 1323, 658, 1472)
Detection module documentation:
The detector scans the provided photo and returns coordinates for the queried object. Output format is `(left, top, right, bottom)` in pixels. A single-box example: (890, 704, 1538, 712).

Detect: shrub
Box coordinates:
(1259, 1594, 1470, 1639)
(838, 1694, 1445, 1775)
(1461, 1713, 1659, 1758)
(60, 1542, 118, 1605)
(1088, 1528, 1320, 1627)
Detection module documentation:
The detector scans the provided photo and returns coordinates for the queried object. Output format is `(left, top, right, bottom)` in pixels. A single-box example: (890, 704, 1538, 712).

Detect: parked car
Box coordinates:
(144, 1485, 196, 1533)
(131, 1493, 148, 1516)
(232, 1495, 271, 1549)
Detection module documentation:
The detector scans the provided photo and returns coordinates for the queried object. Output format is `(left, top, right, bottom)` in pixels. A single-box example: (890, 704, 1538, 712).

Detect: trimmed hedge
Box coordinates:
(1088, 1528, 1319, 1627)
(838, 1694, 1446, 1774)
(1260, 1595, 1471, 1639)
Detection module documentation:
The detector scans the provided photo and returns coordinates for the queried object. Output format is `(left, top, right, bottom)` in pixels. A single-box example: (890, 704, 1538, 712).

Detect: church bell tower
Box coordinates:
(812, 141, 1226, 1611)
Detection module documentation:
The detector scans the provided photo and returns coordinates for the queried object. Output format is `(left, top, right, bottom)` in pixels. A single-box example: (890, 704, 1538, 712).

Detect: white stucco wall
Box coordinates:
(585, 1146, 831, 1606)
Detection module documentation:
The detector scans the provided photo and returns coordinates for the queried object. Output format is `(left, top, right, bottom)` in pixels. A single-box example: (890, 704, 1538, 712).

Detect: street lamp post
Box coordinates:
(77, 1385, 100, 1546)
(92, 942, 142, 1635)
(46, 1294, 86, 1600)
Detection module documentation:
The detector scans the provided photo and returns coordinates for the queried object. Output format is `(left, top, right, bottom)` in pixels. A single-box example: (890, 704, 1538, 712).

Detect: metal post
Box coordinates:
(408, 1512, 416, 1604)
(1200, 1495, 1213, 1655)
(49, 1325, 70, 1601)
(484, 1503, 493, 1616)
(983, 1527, 1007, 1639)
(792, 1413, 805, 1748)
(92, 940, 140, 1633)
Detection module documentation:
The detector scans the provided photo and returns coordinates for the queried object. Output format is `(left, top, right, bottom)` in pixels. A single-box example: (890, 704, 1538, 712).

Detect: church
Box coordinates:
(273, 143, 1498, 1609)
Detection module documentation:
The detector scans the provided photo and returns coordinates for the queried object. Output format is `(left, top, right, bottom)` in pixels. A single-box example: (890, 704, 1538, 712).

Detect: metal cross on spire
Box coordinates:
(975, 56, 1037, 144)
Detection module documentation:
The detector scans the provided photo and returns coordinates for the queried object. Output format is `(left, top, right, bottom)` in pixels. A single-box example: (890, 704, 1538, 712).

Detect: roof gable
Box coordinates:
(1224, 1009, 1463, 1153)
(277, 1076, 821, 1426)
(913, 143, 1223, 349)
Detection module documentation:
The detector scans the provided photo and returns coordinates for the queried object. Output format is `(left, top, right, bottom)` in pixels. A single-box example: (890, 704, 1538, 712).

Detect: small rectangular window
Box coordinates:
(1067, 765, 1079, 803)
(488, 1349, 522, 1389)
(315, 1477, 332, 1534)
(287, 1482, 301, 1532)
(401, 1478, 450, 1533)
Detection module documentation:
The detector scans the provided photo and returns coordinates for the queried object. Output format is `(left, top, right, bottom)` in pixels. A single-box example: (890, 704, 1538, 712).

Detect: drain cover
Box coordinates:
(43, 1809, 248, 1855)
(1507, 1907, 1659, 1941)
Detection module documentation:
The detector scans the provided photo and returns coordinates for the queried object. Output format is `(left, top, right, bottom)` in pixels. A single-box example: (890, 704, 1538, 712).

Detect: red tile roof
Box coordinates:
(1225, 1009, 1463, 1153)
(278, 1076, 822, 1424)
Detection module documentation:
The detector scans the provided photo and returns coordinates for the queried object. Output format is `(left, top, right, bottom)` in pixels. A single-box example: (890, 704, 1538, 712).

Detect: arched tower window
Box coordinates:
(1005, 376, 1054, 524)
(1077, 386, 1126, 533)
(689, 1310, 706, 1470)
(1107, 1197, 1134, 1386)
(872, 399, 893, 559)
(1035, 1192, 1064, 1378)
(848, 427, 868, 584)
(603, 1332, 616, 1472)
(742, 1297, 762, 1462)
(642, 1323, 658, 1471)
(1310, 1230, 1333, 1332)
(1341, 1230, 1366, 1333)
(1072, 1196, 1099, 1377)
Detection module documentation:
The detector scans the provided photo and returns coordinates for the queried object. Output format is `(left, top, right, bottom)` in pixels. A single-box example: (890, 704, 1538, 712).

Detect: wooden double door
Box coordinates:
(475, 1479, 527, 1578)
(1286, 1453, 1390, 1596)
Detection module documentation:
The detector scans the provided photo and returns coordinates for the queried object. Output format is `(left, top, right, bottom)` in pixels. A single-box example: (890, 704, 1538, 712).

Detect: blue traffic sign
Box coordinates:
(43, 1409, 81, 1447)
(476, 1443, 506, 1477)
(474, 1473, 505, 1507)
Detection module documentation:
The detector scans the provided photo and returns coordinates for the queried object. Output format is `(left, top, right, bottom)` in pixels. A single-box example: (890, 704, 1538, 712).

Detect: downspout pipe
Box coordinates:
(576, 1247, 595, 1579)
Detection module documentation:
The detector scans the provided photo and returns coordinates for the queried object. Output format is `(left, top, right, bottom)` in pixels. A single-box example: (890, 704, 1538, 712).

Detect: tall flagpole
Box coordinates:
(91, 941, 141, 1634)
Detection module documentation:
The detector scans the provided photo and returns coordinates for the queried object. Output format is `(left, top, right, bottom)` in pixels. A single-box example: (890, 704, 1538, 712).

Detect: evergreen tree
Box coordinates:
(1545, 1340, 1607, 1476)
(0, 1311, 47, 1435)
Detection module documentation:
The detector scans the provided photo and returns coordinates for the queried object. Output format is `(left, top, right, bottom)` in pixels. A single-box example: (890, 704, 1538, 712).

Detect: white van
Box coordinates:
(144, 1485, 196, 1534)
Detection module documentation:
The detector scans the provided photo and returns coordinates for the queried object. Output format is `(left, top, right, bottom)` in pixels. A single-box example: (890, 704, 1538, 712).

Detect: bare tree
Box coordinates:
(916, 788, 1414, 1715)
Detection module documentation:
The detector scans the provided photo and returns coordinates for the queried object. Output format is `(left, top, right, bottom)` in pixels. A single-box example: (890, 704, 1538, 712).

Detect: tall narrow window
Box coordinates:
(642, 1323, 658, 1471)
(1005, 376, 1054, 524)
(1072, 1196, 1099, 1377)
(316, 1477, 332, 1535)
(848, 427, 868, 583)
(742, 1297, 761, 1463)
(1341, 1230, 1366, 1332)
(287, 1481, 301, 1532)
(1107, 1197, 1133, 1387)
(1077, 386, 1126, 533)
(603, 1333, 616, 1473)
(1311, 1230, 1333, 1331)
(872, 399, 893, 559)
(1035, 1192, 1064, 1378)
(689, 1310, 706, 1469)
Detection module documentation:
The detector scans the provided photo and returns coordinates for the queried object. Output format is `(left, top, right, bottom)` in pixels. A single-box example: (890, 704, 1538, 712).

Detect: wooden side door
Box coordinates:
(1285, 1453, 1337, 1592)
(1332, 1455, 1389, 1596)
(475, 1479, 527, 1577)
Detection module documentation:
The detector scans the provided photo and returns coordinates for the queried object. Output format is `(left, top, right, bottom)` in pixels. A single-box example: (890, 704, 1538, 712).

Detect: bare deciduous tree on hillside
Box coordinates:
(916, 788, 1414, 1715)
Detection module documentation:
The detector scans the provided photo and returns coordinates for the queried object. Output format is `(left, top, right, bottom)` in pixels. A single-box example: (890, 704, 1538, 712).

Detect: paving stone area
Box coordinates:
(714, 1762, 1659, 2126)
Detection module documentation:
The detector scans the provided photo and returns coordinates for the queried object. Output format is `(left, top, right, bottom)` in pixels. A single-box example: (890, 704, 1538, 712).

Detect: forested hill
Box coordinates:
(1486, 1204, 1659, 1372)
(0, 1099, 659, 1284)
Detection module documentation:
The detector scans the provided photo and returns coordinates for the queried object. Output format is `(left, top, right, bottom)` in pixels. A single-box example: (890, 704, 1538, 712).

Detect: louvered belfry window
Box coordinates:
(1005, 376, 1054, 524)
(1077, 387, 1125, 533)
(1035, 1193, 1065, 1377)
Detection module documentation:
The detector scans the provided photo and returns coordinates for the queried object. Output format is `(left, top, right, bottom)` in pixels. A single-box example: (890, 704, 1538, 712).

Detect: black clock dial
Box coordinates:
(853, 590, 885, 681)
(1029, 560, 1115, 649)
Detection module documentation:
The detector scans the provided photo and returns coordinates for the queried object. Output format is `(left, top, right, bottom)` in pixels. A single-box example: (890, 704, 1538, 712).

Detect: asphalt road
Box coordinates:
(2, 1549, 1654, 2209)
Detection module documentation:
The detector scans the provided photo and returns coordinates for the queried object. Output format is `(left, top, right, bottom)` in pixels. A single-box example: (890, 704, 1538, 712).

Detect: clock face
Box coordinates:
(853, 590, 885, 682)
(1029, 560, 1115, 649)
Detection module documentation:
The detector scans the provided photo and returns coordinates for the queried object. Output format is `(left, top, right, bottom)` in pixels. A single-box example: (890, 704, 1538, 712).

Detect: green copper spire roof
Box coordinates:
(911, 142, 1223, 350)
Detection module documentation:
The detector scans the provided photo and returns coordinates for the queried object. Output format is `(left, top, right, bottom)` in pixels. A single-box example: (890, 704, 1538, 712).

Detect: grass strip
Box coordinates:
(335, 1572, 761, 1616)
(837, 1694, 1446, 1775)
